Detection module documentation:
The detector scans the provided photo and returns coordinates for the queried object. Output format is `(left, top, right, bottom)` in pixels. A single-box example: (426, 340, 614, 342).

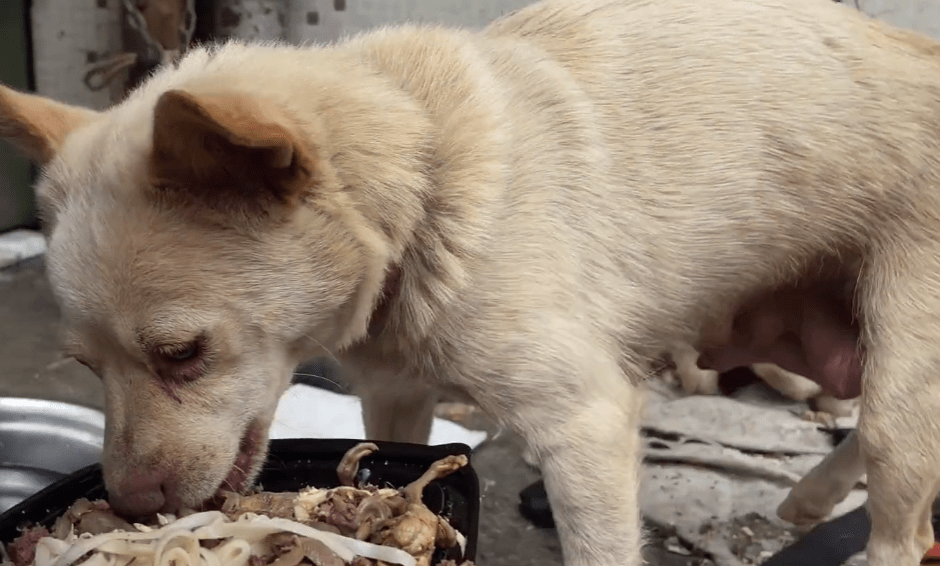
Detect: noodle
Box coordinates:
(157, 546, 193, 566)
(210, 539, 250, 566)
(28, 510, 416, 566)
(95, 540, 159, 556)
(79, 554, 110, 566)
(197, 547, 220, 566)
(152, 530, 200, 566)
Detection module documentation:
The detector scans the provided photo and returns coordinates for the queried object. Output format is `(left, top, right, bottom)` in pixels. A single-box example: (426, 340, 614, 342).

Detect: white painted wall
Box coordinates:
(214, 0, 940, 45)
(281, 0, 537, 44)
(26, 0, 940, 107)
(852, 0, 940, 40)
(213, 0, 538, 44)
(30, 0, 123, 108)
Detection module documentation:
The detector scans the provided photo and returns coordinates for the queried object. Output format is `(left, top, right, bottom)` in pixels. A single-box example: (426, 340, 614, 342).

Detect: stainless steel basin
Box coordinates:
(0, 398, 104, 513)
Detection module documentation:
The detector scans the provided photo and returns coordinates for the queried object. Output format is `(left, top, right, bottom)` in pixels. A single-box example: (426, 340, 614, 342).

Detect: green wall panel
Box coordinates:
(0, 0, 36, 231)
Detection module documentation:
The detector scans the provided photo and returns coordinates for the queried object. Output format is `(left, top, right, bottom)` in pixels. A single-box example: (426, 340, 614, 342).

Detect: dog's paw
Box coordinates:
(658, 366, 681, 387)
(777, 489, 836, 526)
(664, 344, 720, 396)
(812, 395, 858, 419)
(801, 409, 837, 428)
(677, 365, 720, 395)
(521, 445, 540, 468)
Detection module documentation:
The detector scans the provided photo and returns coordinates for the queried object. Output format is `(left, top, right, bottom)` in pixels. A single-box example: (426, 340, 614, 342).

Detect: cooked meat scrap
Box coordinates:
(337, 442, 378, 487)
(259, 533, 345, 566)
(7, 499, 140, 566)
(268, 540, 305, 566)
(222, 490, 298, 520)
(296, 536, 345, 566)
(51, 513, 72, 540)
(370, 455, 469, 566)
(294, 487, 329, 522)
(266, 532, 297, 555)
(403, 456, 468, 505)
(75, 509, 137, 536)
(354, 494, 396, 540)
(318, 491, 363, 536)
(434, 518, 461, 551)
(65, 498, 138, 537)
(53, 498, 139, 537)
(7, 526, 49, 566)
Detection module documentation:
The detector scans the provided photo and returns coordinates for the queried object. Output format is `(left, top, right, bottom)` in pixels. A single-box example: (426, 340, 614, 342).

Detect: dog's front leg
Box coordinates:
(498, 354, 646, 566)
(777, 429, 864, 526)
(340, 362, 439, 444)
(358, 382, 439, 444)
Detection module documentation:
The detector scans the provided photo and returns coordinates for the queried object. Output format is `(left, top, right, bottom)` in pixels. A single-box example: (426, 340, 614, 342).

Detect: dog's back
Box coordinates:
(345, 0, 940, 362)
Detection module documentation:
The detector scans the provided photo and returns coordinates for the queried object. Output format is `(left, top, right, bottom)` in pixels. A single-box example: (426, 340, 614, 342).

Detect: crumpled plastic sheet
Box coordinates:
(639, 381, 868, 566)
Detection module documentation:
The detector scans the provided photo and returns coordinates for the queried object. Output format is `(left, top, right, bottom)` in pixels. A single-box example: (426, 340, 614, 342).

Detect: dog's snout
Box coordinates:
(108, 468, 170, 518)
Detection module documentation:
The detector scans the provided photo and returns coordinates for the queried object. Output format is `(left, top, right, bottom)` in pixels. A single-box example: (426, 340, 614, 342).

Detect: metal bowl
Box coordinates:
(0, 398, 104, 514)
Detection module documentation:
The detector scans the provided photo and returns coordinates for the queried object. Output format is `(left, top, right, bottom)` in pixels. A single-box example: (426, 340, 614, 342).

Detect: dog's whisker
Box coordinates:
(282, 323, 342, 367)
(292, 371, 348, 392)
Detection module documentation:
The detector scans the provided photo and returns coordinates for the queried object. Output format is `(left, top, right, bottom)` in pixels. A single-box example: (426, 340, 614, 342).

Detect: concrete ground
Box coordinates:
(0, 256, 714, 566)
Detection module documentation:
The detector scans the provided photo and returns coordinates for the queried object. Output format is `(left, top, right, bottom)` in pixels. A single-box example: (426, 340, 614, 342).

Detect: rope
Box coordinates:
(83, 0, 196, 92)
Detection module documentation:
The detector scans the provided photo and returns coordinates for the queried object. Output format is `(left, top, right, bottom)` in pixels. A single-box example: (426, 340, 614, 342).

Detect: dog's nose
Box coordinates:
(107, 469, 168, 518)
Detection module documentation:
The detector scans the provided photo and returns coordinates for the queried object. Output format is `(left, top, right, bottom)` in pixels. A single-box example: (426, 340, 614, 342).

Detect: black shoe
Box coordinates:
(518, 479, 555, 529)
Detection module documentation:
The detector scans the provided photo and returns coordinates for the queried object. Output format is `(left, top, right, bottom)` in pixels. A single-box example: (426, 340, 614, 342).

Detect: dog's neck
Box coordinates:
(367, 264, 403, 339)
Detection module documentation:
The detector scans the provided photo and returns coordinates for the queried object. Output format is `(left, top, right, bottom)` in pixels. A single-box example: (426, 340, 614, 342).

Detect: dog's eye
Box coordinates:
(162, 343, 199, 362)
(151, 338, 206, 384)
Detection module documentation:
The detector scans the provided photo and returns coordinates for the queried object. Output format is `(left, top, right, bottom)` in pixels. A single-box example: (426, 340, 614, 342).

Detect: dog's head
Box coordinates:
(0, 55, 431, 517)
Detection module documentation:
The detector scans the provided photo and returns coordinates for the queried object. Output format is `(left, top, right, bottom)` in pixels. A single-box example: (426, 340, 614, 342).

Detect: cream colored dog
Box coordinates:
(2, 0, 940, 564)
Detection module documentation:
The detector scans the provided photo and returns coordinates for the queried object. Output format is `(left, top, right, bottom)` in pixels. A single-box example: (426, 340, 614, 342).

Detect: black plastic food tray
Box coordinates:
(0, 438, 480, 564)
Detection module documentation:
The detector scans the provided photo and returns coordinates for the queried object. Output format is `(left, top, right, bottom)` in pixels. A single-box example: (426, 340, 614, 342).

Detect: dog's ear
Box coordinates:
(150, 89, 317, 220)
(0, 83, 99, 164)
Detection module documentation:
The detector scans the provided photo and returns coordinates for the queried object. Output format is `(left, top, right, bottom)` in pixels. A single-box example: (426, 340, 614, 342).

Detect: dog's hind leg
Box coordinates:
(488, 347, 646, 566)
(670, 342, 720, 395)
(751, 362, 823, 401)
(777, 429, 864, 526)
(751, 363, 856, 426)
(812, 394, 857, 420)
(859, 248, 940, 566)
